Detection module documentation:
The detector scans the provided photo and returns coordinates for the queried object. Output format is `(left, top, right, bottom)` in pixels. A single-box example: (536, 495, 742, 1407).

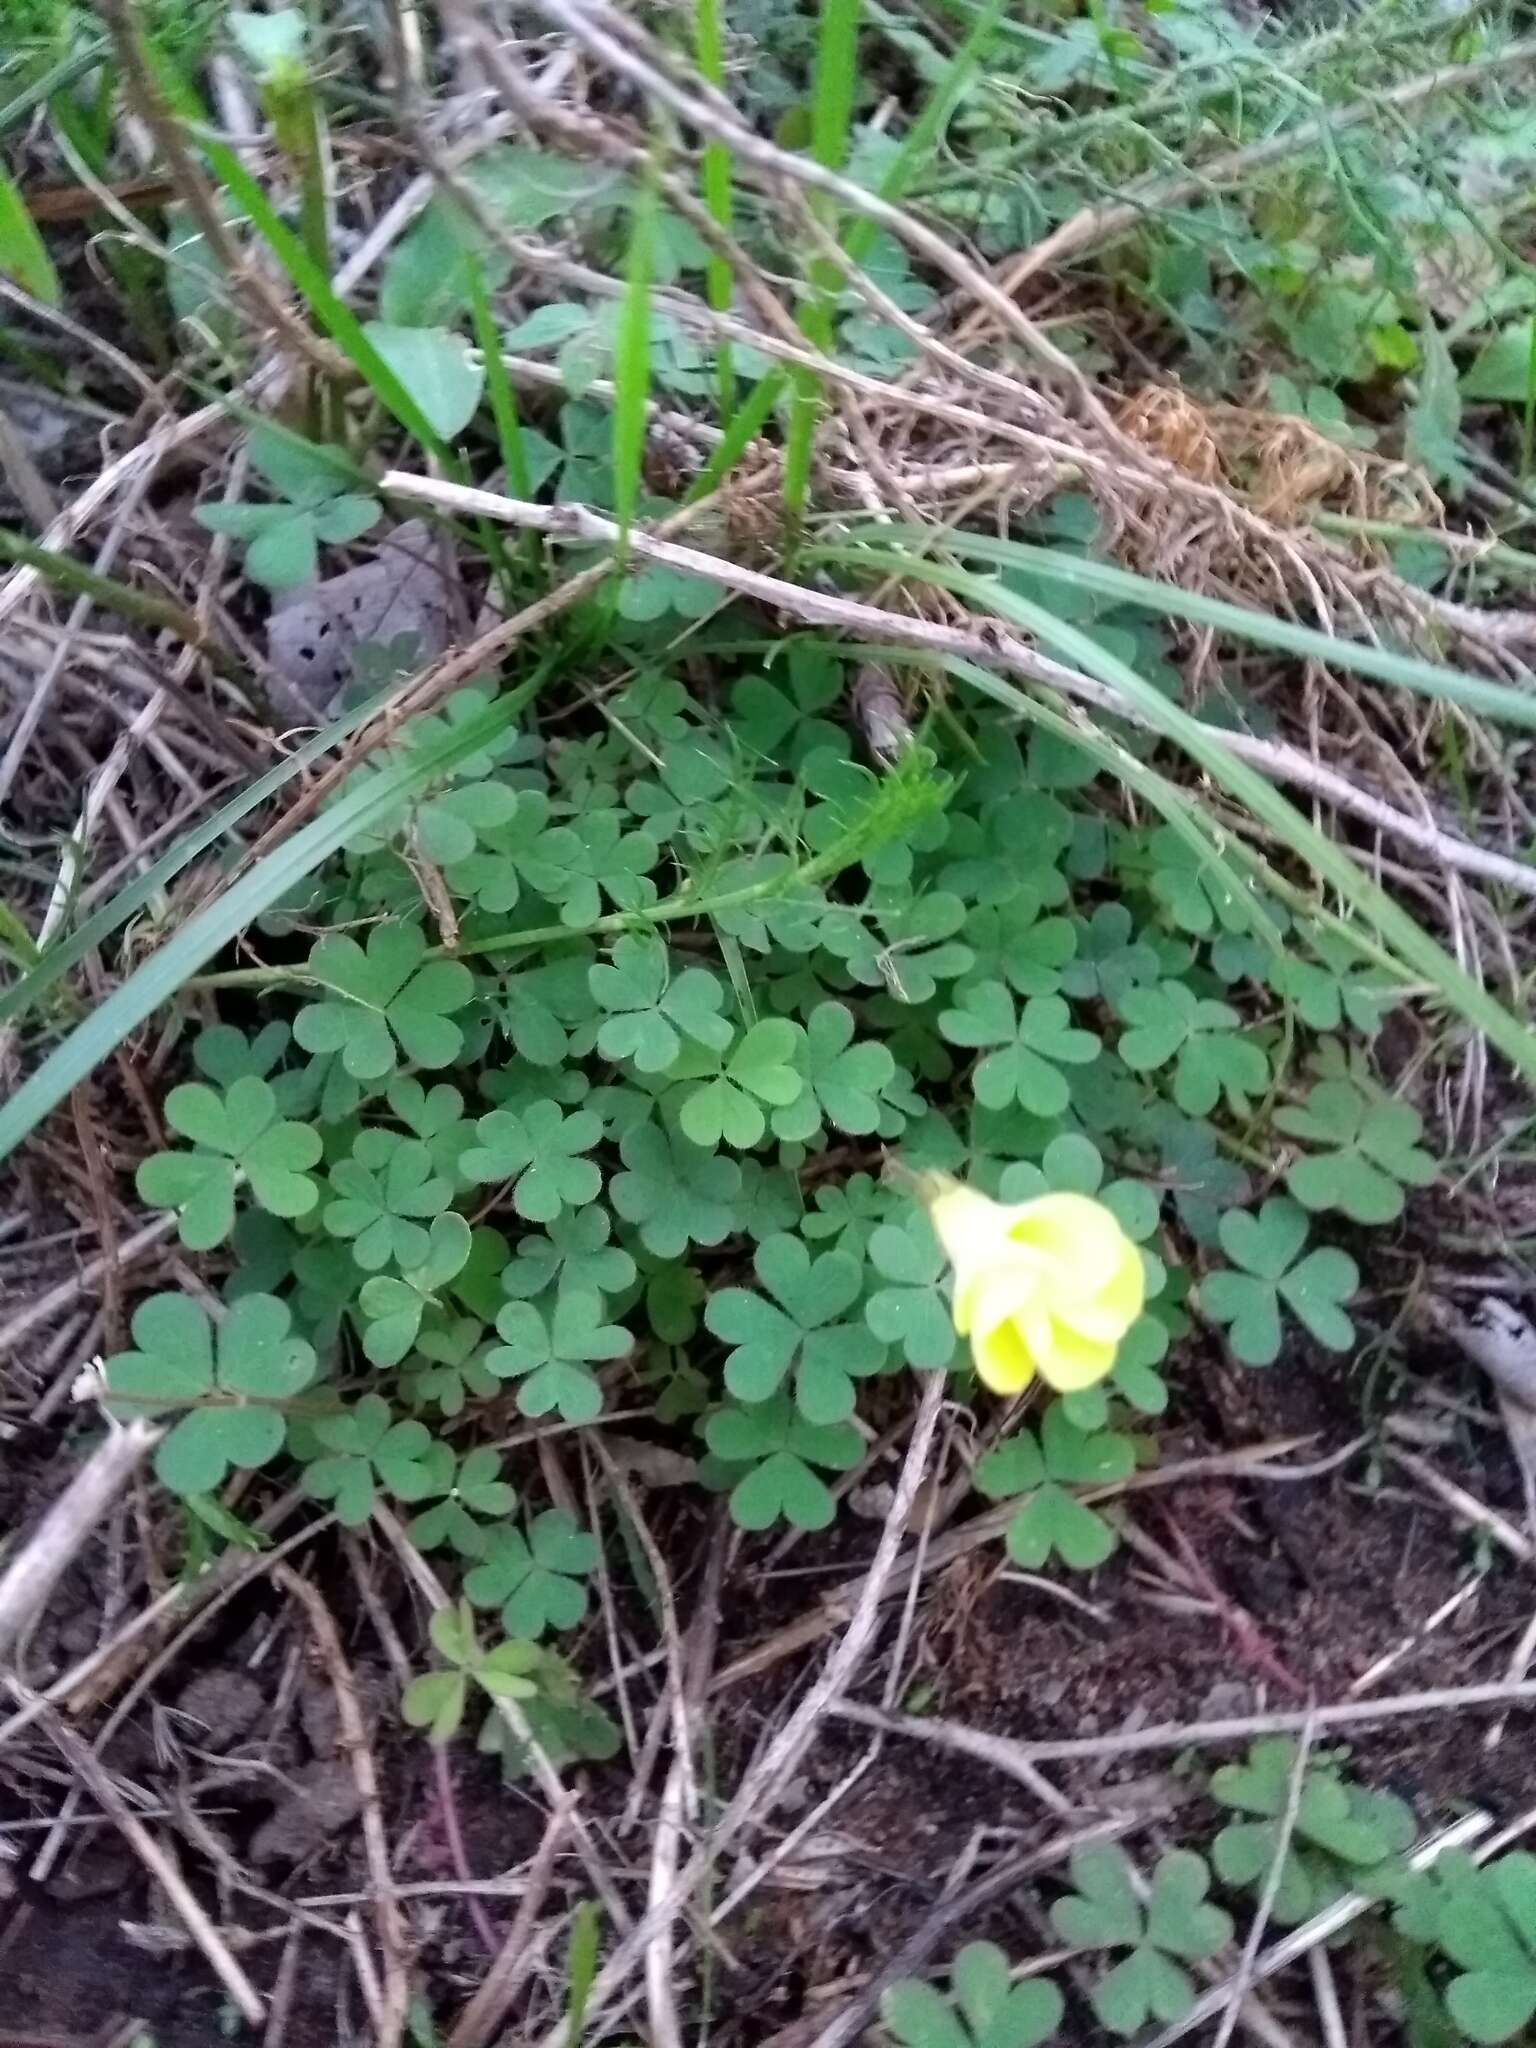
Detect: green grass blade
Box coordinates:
(613, 168, 658, 547)
(693, 0, 736, 415)
(0, 689, 534, 1168)
(565, 1902, 602, 2048)
(785, 0, 866, 530)
(834, 526, 1536, 733)
(0, 160, 59, 304)
(810, 0, 863, 174)
(847, 0, 1003, 261)
(837, 545, 1536, 1079)
(192, 127, 448, 459)
(688, 366, 787, 502)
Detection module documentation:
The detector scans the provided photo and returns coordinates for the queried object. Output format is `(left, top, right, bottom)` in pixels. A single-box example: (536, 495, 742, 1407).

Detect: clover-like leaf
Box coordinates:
(460, 1098, 603, 1223)
(589, 934, 733, 1073)
(303, 1393, 438, 1526)
(672, 1017, 806, 1150)
(500, 1204, 637, 1301)
(406, 1443, 518, 1557)
(294, 920, 473, 1078)
(865, 1212, 958, 1369)
(938, 982, 1098, 1116)
(356, 1212, 473, 1365)
(771, 1001, 896, 1141)
(609, 1121, 743, 1258)
(324, 1130, 452, 1271)
(105, 1292, 315, 1498)
(1051, 1844, 1231, 2036)
(975, 1406, 1133, 1571)
(1439, 1854, 1536, 2044)
(705, 1232, 886, 1425)
(1275, 1079, 1437, 1225)
(1210, 1739, 1417, 1925)
(464, 1510, 598, 1638)
(704, 1394, 862, 1530)
(1116, 980, 1269, 1118)
(136, 1075, 321, 1249)
(881, 1941, 1063, 2048)
(486, 1288, 629, 1422)
(1201, 1199, 1358, 1366)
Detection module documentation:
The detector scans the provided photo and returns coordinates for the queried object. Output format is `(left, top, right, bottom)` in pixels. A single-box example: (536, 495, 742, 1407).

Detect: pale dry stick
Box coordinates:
(836, 1677, 1536, 1767)
(0, 467, 155, 808)
(26, 1502, 329, 1884)
(1308, 1948, 1348, 2048)
(448, 1798, 576, 2048)
(0, 1214, 176, 1364)
(532, 1371, 950, 2048)
(592, 1441, 696, 1815)
(371, 1504, 634, 1935)
(35, 684, 172, 949)
(962, 38, 1536, 336)
(709, 1743, 885, 1925)
(645, 1756, 687, 2048)
(0, 276, 164, 406)
(34, 1699, 265, 2026)
(1139, 1811, 1494, 2048)
(381, 475, 1536, 901)
(1347, 1570, 1486, 1697)
(1486, 1604, 1536, 1751)
(1212, 1713, 1317, 2048)
(275, 1567, 411, 2048)
(0, 1420, 162, 1664)
(262, 1926, 305, 2048)
(1383, 1443, 1535, 1562)
(172, 1791, 388, 2029)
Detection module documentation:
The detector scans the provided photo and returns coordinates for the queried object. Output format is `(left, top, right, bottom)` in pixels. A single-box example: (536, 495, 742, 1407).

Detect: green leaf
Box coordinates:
(674, 1017, 806, 1150)
(401, 1668, 468, 1743)
(610, 1121, 743, 1256)
(324, 1130, 452, 1271)
(939, 982, 1098, 1115)
(1440, 1856, 1536, 2043)
(136, 1074, 322, 1249)
(1116, 980, 1268, 1118)
(777, 1000, 896, 1139)
(1201, 1199, 1357, 1365)
(0, 161, 60, 305)
(1462, 321, 1536, 404)
(706, 1232, 886, 1425)
(705, 1394, 861, 1531)
(1276, 1080, 1437, 1224)
(294, 920, 474, 1078)
(105, 1293, 314, 1498)
(1052, 1845, 1229, 2036)
(461, 1098, 603, 1223)
(304, 1393, 437, 1526)
(362, 322, 486, 439)
(865, 1212, 958, 1369)
(881, 1941, 1063, 2048)
(589, 934, 733, 1073)
(465, 1511, 598, 1638)
(486, 1289, 629, 1422)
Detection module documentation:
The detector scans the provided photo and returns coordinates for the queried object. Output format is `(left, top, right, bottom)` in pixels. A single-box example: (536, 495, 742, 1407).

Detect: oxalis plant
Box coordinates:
(92, 592, 1417, 1772)
(876, 1745, 1536, 2044)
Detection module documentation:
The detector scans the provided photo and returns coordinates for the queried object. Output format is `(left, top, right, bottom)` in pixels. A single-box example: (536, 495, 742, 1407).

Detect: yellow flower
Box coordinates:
(919, 1175, 1145, 1394)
